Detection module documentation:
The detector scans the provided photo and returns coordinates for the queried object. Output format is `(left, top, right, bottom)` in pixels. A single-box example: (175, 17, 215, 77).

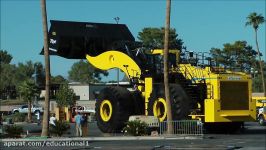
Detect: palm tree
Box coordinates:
(19, 80, 39, 123)
(163, 0, 173, 134)
(40, 0, 51, 137)
(246, 12, 265, 96)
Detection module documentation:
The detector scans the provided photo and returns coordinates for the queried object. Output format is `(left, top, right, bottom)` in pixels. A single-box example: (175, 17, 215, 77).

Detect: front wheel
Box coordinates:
(148, 84, 192, 122)
(95, 86, 134, 133)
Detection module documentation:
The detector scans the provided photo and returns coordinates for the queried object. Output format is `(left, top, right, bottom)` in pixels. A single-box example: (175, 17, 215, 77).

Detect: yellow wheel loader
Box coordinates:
(42, 20, 256, 133)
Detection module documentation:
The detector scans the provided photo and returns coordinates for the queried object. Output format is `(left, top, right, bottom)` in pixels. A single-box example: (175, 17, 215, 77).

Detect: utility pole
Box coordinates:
(114, 17, 120, 86)
(34, 64, 37, 105)
(40, 0, 51, 137)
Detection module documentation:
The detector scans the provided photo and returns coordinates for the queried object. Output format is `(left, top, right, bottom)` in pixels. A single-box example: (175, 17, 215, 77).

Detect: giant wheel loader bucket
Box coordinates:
(40, 20, 135, 59)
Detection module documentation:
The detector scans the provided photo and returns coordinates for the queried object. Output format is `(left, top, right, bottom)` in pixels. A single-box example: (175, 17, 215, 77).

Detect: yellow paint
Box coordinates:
(100, 100, 112, 122)
(86, 51, 141, 79)
(144, 77, 153, 115)
(65, 107, 70, 122)
(55, 106, 69, 121)
(153, 98, 167, 122)
(204, 99, 216, 122)
(253, 97, 266, 107)
(145, 49, 180, 55)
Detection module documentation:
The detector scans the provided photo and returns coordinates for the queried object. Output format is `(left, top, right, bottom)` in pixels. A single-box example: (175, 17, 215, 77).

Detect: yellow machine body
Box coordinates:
(253, 96, 266, 107)
(86, 49, 256, 123)
(178, 64, 256, 122)
(45, 20, 257, 132)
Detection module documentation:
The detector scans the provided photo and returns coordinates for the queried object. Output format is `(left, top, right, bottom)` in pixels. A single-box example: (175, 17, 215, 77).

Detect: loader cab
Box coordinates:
(140, 50, 178, 80)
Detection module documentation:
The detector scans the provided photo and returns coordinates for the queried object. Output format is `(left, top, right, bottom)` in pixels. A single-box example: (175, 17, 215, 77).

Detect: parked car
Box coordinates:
(12, 105, 44, 114)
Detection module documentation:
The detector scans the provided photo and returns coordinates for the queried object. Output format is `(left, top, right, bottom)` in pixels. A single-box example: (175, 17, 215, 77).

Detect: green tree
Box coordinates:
(68, 60, 108, 83)
(18, 80, 40, 122)
(15, 61, 45, 97)
(0, 50, 16, 99)
(210, 41, 257, 72)
(16, 61, 35, 83)
(55, 84, 75, 108)
(0, 64, 17, 99)
(51, 75, 68, 84)
(245, 12, 265, 96)
(0, 50, 12, 64)
(34, 62, 46, 86)
(138, 27, 183, 50)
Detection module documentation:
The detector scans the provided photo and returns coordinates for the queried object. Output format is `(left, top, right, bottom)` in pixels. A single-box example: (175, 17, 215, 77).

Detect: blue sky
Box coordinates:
(1, 0, 265, 81)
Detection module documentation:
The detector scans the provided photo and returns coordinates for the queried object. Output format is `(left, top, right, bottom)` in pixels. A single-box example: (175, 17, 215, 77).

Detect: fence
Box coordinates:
(159, 120, 203, 136)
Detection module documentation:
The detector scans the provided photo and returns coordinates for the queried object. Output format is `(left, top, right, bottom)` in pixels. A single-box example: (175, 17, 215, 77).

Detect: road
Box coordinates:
(1, 122, 265, 150)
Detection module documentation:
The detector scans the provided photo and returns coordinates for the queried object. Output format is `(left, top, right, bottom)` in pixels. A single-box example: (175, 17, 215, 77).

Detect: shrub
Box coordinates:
(4, 113, 27, 122)
(123, 120, 148, 136)
(5, 125, 23, 138)
(49, 120, 70, 137)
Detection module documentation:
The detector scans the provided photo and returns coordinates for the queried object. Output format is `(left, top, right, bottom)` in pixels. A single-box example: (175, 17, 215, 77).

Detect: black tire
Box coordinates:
(95, 86, 134, 133)
(258, 115, 266, 126)
(131, 91, 145, 115)
(148, 84, 192, 122)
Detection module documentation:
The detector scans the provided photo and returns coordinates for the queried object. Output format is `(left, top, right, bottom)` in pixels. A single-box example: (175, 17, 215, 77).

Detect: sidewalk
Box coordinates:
(1, 122, 204, 141)
(1, 135, 203, 142)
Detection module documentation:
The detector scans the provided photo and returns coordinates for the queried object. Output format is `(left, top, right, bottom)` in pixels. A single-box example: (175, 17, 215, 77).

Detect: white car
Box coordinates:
(72, 106, 95, 114)
(12, 105, 44, 114)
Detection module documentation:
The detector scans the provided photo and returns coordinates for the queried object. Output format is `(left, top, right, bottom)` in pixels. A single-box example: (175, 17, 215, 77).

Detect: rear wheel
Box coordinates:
(95, 86, 134, 133)
(148, 84, 192, 122)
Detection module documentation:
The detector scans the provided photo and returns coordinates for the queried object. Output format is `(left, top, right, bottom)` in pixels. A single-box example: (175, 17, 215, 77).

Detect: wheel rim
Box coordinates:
(100, 100, 112, 122)
(153, 98, 167, 122)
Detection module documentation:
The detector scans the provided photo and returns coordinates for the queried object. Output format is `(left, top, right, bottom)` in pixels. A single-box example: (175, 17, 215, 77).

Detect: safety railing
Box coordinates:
(159, 120, 203, 136)
(178, 64, 206, 84)
(177, 65, 196, 84)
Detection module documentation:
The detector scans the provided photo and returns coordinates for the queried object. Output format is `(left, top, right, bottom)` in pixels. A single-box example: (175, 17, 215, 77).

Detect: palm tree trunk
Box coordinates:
(164, 0, 173, 134)
(255, 29, 266, 96)
(40, 0, 51, 137)
(28, 100, 32, 122)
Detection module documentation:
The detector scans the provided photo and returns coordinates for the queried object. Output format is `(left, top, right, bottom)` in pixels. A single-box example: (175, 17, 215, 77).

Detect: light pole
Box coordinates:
(33, 64, 38, 105)
(114, 17, 120, 86)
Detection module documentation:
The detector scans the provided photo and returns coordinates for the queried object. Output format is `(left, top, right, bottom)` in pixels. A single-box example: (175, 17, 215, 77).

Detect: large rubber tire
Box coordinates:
(95, 86, 134, 133)
(148, 84, 191, 122)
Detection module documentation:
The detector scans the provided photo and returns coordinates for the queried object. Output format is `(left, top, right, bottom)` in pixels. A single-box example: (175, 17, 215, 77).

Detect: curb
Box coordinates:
(1, 136, 203, 142)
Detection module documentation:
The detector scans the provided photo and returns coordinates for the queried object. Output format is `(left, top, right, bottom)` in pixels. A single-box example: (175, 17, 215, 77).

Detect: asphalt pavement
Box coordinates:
(0, 122, 265, 150)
